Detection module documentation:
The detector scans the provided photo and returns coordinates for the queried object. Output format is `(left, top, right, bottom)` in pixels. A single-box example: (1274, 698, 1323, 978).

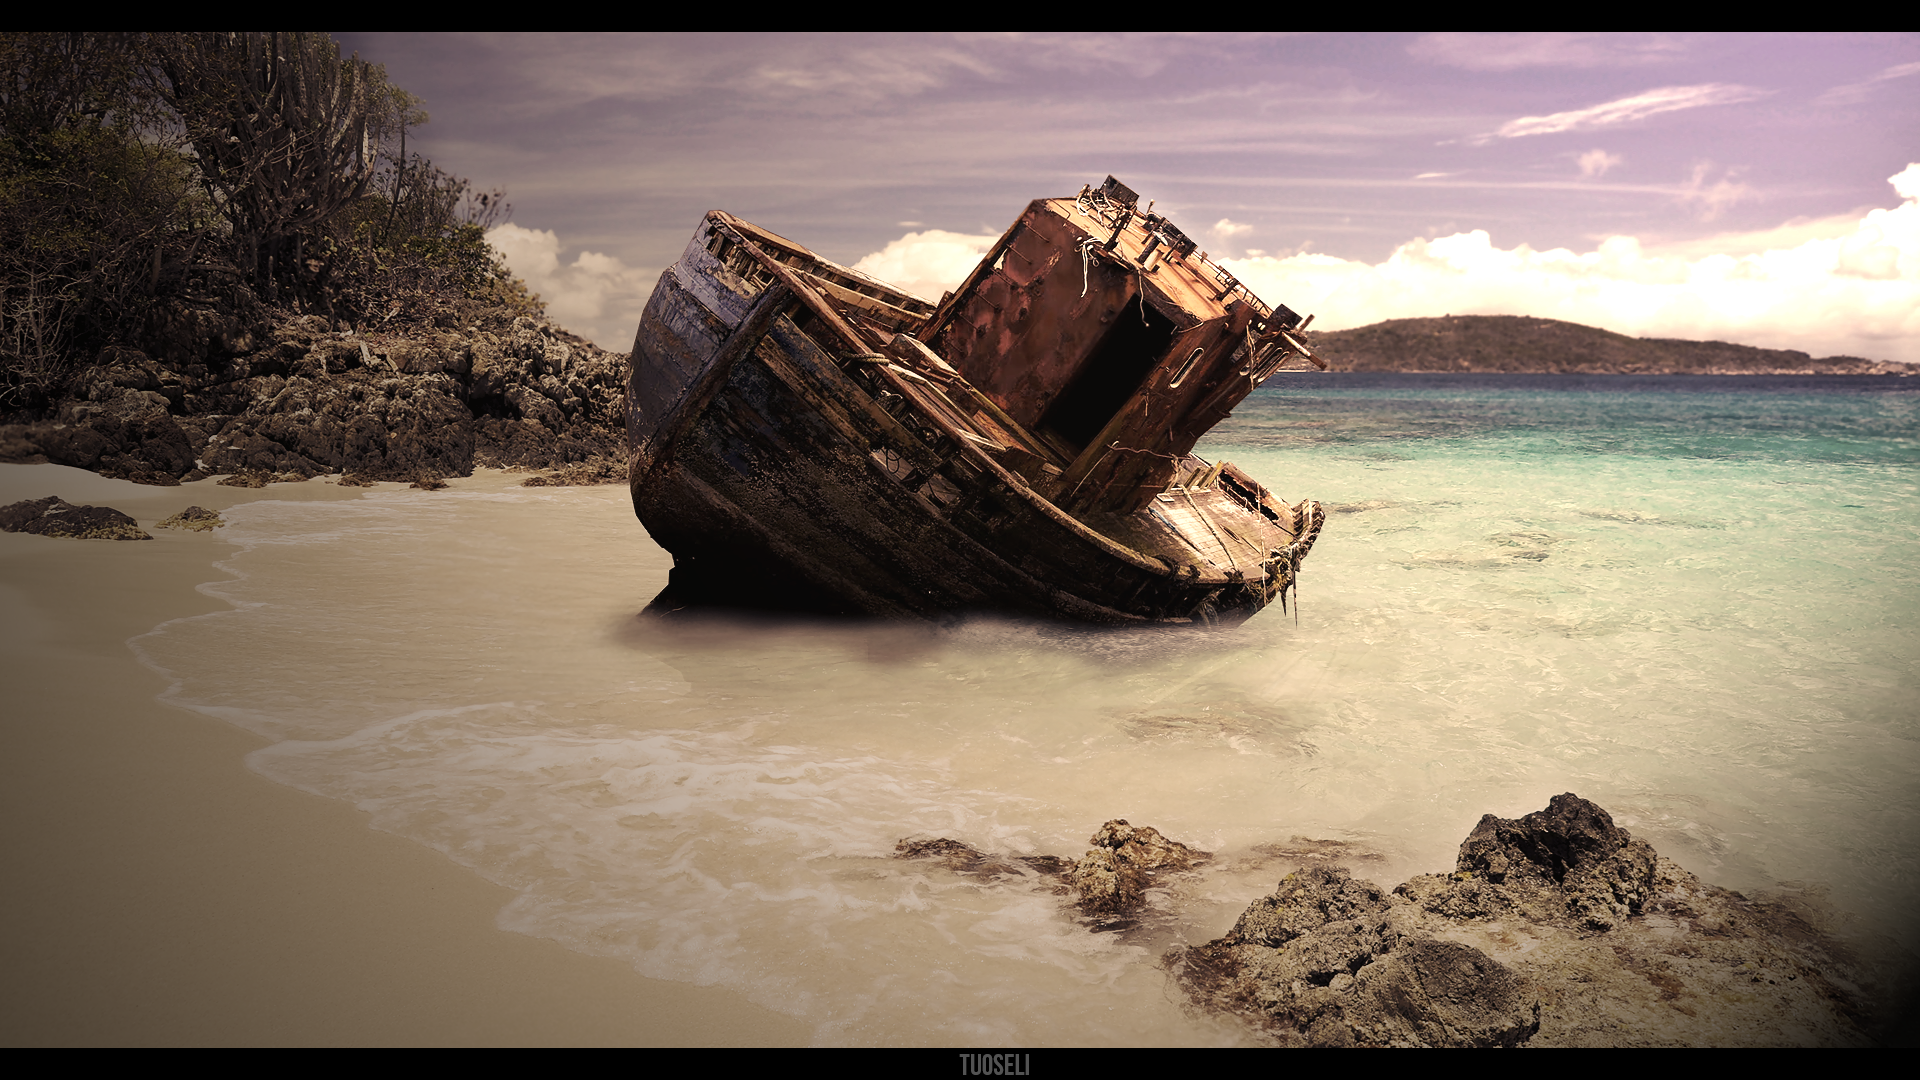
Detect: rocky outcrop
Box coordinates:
(0, 496, 150, 540)
(0, 313, 628, 487)
(1401, 792, 1659, 930)
(1167, 794, 1876, 1047)
(1068, 819, 1210, 919)
(897, 798, 1878, 1045)
(1170, 864, 1540, 1047)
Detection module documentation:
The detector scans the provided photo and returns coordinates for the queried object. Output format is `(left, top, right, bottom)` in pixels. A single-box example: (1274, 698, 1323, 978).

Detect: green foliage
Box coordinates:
(0, 31, 535, 413)
(318, 151, 536, 328)
(0, 32, 202, 409)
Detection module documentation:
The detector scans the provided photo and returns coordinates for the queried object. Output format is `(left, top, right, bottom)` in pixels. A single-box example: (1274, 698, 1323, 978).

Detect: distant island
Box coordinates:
(1314, 315, 1911, 375)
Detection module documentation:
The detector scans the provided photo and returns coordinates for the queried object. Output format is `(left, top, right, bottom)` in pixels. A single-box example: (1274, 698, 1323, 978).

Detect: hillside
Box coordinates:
(1314, 315, 1910, 375)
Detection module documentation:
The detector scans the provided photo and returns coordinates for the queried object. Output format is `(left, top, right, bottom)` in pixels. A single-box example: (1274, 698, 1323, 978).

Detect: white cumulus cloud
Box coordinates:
(1219, 163, 1920, 363)
(485, 223, 655, 350)
(850, 229, 1001, 303)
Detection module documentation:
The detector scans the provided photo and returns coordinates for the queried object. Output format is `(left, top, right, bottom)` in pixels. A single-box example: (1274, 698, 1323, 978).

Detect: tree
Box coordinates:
(0, 33, 195, 410)
(158, 32, 407, 303)
(2, 31, 529, 414)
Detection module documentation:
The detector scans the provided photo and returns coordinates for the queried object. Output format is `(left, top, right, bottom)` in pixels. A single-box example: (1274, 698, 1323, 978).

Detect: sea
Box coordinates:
(133, 372, 1920, 1045)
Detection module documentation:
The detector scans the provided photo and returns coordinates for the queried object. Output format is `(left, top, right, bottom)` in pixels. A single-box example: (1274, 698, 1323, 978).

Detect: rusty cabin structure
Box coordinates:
(627, 177, 1327, 624)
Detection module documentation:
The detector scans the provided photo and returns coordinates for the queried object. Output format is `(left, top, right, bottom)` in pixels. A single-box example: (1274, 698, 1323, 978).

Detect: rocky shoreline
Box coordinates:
(899, 795, 1892, 1047)
(0, 307, 629, 489)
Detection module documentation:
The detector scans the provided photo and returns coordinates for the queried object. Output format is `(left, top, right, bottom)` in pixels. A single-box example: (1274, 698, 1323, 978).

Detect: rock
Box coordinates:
(506, 384, 564, 431)
(1224, 863, 1388, 949)
(156, 506, 223, 531)
(1168, 864, 1538, 1047)
(0, 496, 151, 540)
(892, 837, 1072, 881)
(1337, 937, 1540, 1047)
(1171, 794, 1876, 1047)
(520, 455, 630, 487)
(217, 469, 308, 488)
(1433, 792, 1658, 930)
(3, 305, 626, 488)
(1069, 819, 1210, 918)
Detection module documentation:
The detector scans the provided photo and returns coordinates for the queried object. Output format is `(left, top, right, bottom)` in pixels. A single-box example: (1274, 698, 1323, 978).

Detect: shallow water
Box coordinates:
(135, 373, 1920, 1044)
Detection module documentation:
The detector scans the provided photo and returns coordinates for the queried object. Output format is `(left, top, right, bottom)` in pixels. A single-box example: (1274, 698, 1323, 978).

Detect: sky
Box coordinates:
(335, 33, 1920, 362)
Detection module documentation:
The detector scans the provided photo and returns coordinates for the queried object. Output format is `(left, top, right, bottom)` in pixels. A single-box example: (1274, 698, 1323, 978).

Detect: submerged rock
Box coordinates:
(892, 837, 1073, 881)
(892, 820, 1207, 915)
(0, 496, 150, 540)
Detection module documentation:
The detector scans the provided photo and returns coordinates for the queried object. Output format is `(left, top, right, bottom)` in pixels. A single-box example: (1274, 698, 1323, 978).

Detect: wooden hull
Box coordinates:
(628, 211, 1323, 625)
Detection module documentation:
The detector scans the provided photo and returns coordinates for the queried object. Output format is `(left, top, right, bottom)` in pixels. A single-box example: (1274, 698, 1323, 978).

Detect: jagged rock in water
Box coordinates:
(156, 506, 223, 531)
(892, 837, 1072, 881)
(1069, 819, 1210, 918)
(0, 496, 150, 540)
(891, 823, 1203, 902)
(1443, 791, 1659, 930)
(1169, 864, 1539, 1047)
(1172, 794, 1878, 1047)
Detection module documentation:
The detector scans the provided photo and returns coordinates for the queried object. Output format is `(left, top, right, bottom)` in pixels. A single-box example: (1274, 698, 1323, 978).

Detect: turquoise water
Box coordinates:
(1214, 373, 1918, 932)
(132, 373, 1918, 1044)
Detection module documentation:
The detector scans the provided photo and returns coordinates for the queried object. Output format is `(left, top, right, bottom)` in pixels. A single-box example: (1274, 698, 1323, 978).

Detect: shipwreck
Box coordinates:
(626, 177, 1327, 625)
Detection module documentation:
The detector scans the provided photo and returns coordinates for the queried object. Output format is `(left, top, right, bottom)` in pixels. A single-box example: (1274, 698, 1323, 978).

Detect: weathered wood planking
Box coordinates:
(628, 186, 1327, 626)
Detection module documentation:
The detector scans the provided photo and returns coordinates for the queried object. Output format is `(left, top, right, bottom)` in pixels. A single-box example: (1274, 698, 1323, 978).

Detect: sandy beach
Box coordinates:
(0, 464, 807, 1046)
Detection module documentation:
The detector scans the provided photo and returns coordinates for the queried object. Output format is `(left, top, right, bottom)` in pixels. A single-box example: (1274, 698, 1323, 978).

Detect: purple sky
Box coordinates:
(334, 33, 1920, 360)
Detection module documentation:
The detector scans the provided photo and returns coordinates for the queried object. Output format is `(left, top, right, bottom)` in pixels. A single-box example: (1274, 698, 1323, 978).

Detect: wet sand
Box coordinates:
(0, 465, 808, 1046)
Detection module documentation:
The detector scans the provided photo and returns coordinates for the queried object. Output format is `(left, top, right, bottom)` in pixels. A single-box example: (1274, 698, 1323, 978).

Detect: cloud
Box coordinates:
(1483, 83, 1767, 141)
(1577, 149, 1623, 178)
(747, 41, 998, 101)
(1409, 32, 1685, 71)
(1816, 59, 1920, 105)
(1676, 162, 1753, 221)
(1217, 163, 1920, 363)
(1211, 218, 1253, 239)
(485, 223, 656, 350)
(850, 229, 1001, 302)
